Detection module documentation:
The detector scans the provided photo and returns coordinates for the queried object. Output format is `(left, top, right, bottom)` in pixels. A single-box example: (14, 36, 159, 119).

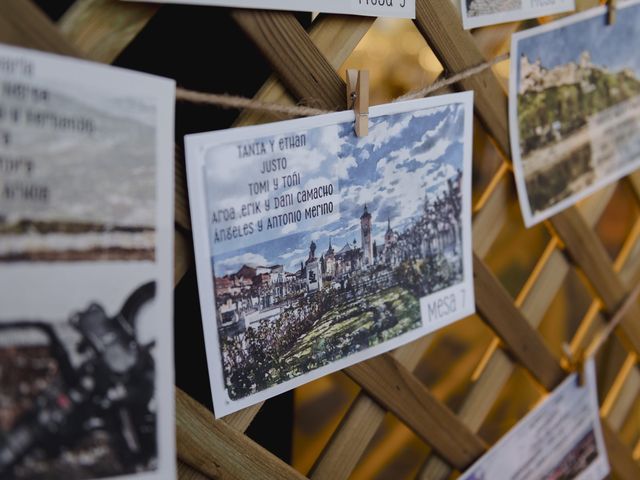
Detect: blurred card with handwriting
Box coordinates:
(0, 43, 176, 480)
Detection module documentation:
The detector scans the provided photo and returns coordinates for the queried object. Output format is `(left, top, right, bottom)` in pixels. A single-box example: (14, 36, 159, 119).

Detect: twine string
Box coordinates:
(175, 88, 331, 116)
(395, 52, 510, 102)
(176, 52, 512, 116)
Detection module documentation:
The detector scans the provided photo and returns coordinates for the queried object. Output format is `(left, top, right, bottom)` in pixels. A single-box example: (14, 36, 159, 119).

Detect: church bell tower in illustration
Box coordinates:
(360, 204, 373, 265)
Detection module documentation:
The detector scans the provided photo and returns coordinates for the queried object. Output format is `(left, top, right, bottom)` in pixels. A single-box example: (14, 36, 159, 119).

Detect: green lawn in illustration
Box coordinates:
(282, 286, 421, 377)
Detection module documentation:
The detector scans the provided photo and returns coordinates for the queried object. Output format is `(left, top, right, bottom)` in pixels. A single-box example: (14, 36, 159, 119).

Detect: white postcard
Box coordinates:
(125, 0, 415, 18)
(186, 92, 476, 417)
(460, 358, 609, 480)
(461, 0, 575, 29)
(510, 0, 640, 227)
(0, 43, 175, 479)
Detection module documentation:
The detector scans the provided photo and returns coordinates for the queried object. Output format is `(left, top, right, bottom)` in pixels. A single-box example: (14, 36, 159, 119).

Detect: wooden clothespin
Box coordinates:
(607, 0, 617, 25)
(346, 69, 369, 137)
(562, 342, 586, 387)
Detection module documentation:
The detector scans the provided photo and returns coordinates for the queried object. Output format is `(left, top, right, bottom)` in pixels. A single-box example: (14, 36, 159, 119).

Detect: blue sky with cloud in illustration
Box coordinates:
(516, 3, 640, 86)
(207, 103, 466, 277)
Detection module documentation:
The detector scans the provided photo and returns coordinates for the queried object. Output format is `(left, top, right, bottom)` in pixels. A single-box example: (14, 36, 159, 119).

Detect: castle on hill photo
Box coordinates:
(513, 3, 640, 221)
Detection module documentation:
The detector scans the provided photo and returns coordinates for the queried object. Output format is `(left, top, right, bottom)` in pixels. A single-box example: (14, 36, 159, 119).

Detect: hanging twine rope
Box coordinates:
(175, 88, 331, 116)
(176, 52, 511, 116)
(395, 52, 510, 102)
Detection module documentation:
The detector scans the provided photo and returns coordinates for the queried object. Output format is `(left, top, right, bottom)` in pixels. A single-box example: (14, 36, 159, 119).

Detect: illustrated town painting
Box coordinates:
(205, 103, 468, 401)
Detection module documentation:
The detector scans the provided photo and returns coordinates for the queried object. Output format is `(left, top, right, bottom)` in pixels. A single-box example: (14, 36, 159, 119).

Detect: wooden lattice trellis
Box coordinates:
(2, 0, 640, 478)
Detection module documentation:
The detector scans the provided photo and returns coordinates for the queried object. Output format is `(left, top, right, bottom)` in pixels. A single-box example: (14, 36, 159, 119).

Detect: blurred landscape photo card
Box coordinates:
(461, 0, 574, 29)
(126, 0, 415, 18)
(186, 92, 475, 417)
(459, 358, 610, 480)
(510, 1, 640, 227)
(0, 44, 175, 479)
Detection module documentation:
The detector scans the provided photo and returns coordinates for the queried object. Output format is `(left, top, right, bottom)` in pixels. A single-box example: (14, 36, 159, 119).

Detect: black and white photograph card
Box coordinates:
(461, 0, 575, 29)
(186, 92, 475, 417)
(0, 43, 175, 479)
(510, 0, 640, 227)
(126, 0, 415, 18)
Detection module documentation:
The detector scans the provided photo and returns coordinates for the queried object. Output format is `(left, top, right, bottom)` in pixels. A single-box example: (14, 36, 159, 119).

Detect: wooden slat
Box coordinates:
(223, 402, 264, 432)
(310, 393, 385, 480)
(179, 459, 211, 480)
(58, 0, 158, 63)
(603, 355, 640, 430)
(472, 175, 510, 258)
(174, 229, 193, 285)
(0, 0, 82, 56)
(551, 209, 640, 354)
(232, 10, 346, 111)
(413, 0, 509, 156)
(234, 14, 374, 127)
(553, 210, 628, 310)
(173, 147, 192, 231)
(602, 421, 640, 480)
(310, 331, 435, 480)
(473, 254, 566, 390)
(345, 354, 487, 470)
(418, 351, 514, 479)
(176, 388, 307, 480)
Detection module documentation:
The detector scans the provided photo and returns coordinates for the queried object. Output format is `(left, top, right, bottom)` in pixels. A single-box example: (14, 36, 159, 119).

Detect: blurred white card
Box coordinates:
(461, 0, 574, 29)
(460, 358, 609, 480)
(125, 0, 415, 18)
(0, 43, 175, 480)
